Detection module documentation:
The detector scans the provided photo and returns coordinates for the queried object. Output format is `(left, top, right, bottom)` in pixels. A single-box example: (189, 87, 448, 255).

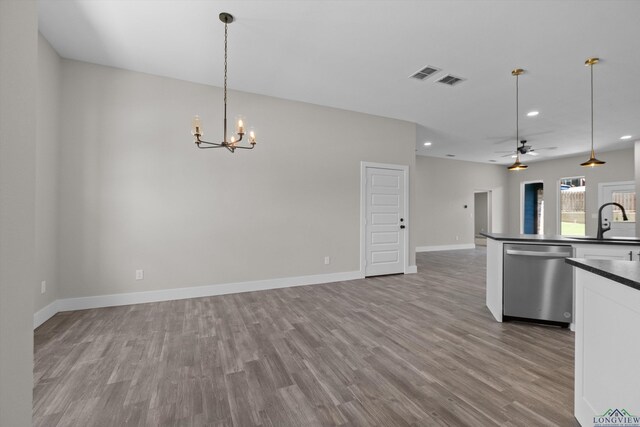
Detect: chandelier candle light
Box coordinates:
(580, 57, 605, 167)
(507, 68, 528, 171)
(191, 12, 256, 153)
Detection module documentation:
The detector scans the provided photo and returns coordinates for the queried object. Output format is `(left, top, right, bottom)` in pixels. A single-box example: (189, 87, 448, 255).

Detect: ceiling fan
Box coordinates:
(496, 140, 557, 158)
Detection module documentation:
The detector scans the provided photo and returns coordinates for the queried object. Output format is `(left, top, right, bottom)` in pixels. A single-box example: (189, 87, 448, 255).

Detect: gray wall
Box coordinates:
(415, 156, 508, 247)
(474, 192, 489, 236)
(35, 34, 62, 312)
(0, 1, 37, 425)
(506, 148, 634, 235)
(57, 59, 417, 299)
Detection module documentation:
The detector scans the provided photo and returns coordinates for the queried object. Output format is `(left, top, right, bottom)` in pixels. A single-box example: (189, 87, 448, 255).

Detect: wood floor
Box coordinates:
(34, 249, 576, 426)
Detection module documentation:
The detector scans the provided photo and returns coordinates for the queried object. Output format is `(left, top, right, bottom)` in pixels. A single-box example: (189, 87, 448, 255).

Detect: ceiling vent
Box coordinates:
(437, 74, 465, 86)
(410, 65, 441, 80)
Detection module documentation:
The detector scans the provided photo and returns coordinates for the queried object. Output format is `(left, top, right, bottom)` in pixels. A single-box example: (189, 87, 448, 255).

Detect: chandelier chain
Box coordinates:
(223, 20, 228, 143)
(224, 21, 228, 106)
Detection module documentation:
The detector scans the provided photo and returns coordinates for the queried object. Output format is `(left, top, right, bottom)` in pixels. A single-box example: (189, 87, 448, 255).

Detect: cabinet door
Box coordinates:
(574, 245, 638, 261)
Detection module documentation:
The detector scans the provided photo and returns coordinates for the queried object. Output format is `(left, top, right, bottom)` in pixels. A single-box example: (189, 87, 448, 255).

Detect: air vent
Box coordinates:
(437, 74, 465, 86)
(445, 154, 456, 157)
(410, 65, 441, 80)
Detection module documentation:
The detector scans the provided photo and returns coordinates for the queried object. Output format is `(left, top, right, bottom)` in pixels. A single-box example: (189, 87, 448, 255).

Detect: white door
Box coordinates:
(599, 181, 635, 237)
(365, 166, 405, 276)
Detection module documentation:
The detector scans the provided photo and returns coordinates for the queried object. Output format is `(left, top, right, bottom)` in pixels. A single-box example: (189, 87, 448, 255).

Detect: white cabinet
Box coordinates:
(573, 244, 640, 261)
(574, 268, 640, 425)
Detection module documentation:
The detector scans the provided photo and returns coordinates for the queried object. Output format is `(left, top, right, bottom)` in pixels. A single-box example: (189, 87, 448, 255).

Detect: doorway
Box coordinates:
(360, 162, 408, 277)
(474, 191, 491, 246)
(522, 181, 544, 234)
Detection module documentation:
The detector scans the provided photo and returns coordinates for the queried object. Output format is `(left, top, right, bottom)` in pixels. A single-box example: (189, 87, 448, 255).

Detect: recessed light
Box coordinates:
(527, 111, 539, 117)
(620, 135, 632, 140)
(423, 141, 432, 146)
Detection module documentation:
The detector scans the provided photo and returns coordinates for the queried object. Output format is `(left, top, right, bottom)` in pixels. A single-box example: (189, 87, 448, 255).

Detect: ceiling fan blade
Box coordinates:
(489, 130, 555, 145)
(492, 138, 516, 145)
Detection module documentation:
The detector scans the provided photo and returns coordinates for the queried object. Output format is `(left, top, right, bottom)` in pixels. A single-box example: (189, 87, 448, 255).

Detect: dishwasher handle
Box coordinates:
(506, 249, 572, 258)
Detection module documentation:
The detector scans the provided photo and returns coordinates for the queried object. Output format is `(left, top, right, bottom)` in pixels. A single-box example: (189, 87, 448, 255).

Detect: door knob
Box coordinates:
(400, 225, 405, 229)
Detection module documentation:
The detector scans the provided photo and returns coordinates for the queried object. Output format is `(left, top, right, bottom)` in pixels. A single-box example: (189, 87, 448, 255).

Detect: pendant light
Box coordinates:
(190, 13, 257, 153)
(508, 68, 528, 171)
(580, 57, 605, 167)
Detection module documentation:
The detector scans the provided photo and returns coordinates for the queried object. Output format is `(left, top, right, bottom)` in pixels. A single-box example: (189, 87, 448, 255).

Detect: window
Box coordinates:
(610, 191, 636, 223)
(560, 177, 585, 236)
(599, 182, 636, 237)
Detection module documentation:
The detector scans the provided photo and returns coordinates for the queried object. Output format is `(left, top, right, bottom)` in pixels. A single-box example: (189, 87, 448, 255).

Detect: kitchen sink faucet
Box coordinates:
(596, 202, 628, 239)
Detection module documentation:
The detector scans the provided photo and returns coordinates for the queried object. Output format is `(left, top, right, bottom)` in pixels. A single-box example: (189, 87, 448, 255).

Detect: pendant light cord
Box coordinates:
(515, 73, 520, 162)
(590, 62, 594, 154)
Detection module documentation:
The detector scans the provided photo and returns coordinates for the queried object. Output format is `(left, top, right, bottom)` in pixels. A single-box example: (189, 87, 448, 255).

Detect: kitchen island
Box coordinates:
(482, 232, 640, 324)
(566, 258, 640, 426)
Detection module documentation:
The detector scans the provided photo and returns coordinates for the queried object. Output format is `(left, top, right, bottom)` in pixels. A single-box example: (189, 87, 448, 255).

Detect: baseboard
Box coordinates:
(405, 265, 418, 274)
(34, 300, 59, 329)
(34, 270, 364, 329)
(416, 244, 476, 252)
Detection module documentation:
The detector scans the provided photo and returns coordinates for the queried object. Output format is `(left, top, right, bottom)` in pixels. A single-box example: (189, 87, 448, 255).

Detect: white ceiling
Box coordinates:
(38, 0, 640, 165)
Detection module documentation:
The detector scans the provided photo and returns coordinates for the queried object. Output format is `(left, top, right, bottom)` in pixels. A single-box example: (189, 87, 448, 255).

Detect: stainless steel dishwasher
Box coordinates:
(503, 243, 574, 326)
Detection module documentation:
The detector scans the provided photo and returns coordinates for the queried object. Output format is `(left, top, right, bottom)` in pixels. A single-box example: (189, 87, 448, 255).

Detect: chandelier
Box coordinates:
(191, 12, 256, 153)
(507, 68, 528, 171)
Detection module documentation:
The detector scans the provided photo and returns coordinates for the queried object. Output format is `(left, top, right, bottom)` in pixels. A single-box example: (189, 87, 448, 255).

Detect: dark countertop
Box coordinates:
(481, 232, 640, 246)
(566, 258, 640, 291)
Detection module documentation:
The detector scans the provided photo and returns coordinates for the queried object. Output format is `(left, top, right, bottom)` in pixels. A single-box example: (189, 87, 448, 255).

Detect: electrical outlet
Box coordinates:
(135, 269, 144, 280)
(324, 256, 330, 265)
(455, 236, 459, 241)
(41, 281, 46, 294)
